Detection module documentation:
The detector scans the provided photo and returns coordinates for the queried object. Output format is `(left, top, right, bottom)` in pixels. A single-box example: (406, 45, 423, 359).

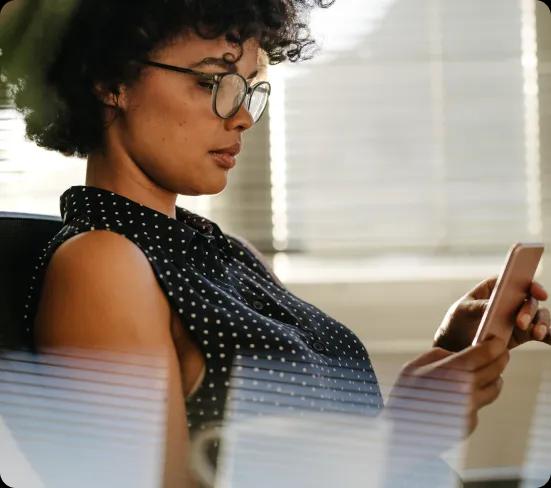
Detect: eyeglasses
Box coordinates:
(140, 60, 271, 124)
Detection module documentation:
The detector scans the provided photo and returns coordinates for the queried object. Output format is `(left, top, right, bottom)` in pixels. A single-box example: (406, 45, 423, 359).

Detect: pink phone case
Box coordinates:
(472, 242, 544, 345)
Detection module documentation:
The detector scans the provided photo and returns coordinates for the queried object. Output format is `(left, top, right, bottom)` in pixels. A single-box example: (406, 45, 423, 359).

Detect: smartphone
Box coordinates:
(472, 242, 545, 346)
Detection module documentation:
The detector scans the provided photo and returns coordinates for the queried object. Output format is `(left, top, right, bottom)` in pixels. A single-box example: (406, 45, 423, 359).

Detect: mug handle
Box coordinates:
(189, 425, 223, 488)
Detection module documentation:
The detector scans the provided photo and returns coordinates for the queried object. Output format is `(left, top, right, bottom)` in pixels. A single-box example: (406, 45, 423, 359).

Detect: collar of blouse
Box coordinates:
(59, 185, 232, 258)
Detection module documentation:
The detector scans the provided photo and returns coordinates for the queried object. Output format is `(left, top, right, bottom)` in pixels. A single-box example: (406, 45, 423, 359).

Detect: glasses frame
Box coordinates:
(140, 60, 271, 123)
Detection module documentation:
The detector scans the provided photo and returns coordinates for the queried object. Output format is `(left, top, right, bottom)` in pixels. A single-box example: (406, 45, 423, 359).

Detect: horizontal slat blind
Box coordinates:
(273, 0, 541, 255)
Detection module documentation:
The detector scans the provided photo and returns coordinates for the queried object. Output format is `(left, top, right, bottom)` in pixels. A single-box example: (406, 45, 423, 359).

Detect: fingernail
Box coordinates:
(520, 314, 531, 329)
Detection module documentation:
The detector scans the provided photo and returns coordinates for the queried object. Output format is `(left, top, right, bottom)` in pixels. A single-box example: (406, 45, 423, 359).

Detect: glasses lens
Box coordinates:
(215, 74, 247, 118)
(248, 82, 270, 122)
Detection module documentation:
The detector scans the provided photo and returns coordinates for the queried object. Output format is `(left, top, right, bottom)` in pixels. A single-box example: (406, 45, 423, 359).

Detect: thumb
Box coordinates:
(464, 298, 488, 316)
(469, 276, 499, 300)
(405, 347, 453, 369)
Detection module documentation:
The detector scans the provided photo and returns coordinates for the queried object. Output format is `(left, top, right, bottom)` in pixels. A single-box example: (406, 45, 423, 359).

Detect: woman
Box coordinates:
(2, 0, 550, 486)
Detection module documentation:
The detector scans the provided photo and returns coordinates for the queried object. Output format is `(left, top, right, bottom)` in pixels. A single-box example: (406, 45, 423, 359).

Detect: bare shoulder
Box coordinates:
(34, 230, 172, 353)
(34, 231, 194, 484)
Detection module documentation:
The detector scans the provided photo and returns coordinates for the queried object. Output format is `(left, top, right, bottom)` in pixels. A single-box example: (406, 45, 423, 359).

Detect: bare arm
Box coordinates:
(33, 230, 195, 487)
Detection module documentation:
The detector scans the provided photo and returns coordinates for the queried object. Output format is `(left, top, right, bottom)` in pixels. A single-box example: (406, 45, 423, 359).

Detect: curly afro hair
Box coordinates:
(0, 0, 334, 157)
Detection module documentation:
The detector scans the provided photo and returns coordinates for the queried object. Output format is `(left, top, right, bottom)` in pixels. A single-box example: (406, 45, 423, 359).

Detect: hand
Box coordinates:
(433, 276, 551, 352)
(386, 336, 509, 443)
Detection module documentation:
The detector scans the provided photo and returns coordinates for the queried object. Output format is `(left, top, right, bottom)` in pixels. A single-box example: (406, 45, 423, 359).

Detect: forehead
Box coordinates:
(160, 33, 261, 66)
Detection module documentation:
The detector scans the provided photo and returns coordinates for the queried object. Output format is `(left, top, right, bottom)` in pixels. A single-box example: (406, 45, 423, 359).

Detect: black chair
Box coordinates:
(0, 211, 62, 349)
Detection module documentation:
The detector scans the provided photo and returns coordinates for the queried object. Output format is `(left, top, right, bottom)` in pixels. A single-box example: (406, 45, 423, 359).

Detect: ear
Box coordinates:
(257, 49, 269, 81)
(93, 82, 128, 110)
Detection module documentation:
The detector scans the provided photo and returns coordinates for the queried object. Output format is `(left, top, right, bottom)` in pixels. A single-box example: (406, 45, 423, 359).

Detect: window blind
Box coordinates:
(270, 0, 542, 256)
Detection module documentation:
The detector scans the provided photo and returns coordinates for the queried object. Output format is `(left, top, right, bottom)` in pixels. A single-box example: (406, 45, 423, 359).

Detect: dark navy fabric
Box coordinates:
(22, 185, 383, 438)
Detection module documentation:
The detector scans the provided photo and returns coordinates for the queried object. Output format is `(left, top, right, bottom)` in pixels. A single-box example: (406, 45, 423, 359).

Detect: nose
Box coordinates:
(224, 102, 254, 132)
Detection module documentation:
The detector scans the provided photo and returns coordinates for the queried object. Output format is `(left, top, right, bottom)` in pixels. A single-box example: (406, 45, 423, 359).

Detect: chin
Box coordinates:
(204, 179, 229, 196)
(175, 177, 228, 197)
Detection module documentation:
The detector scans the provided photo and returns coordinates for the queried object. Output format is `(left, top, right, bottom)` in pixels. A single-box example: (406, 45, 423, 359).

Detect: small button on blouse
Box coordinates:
(312, 341, 327, 353)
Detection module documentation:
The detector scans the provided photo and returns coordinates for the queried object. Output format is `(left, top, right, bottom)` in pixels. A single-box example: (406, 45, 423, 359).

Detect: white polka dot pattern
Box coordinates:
(21, 185, 383, 437)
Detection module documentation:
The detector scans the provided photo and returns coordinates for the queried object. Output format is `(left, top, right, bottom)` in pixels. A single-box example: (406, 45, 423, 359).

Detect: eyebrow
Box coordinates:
(189, 57, 259, 80)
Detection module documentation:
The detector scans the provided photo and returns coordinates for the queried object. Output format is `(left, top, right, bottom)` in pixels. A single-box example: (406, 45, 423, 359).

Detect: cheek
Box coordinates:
(120, 86, 222, 188)
(126, 88, 212, 155)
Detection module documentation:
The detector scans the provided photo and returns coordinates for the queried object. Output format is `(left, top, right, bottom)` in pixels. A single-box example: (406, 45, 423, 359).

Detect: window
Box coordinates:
(269, 0, 541, 256)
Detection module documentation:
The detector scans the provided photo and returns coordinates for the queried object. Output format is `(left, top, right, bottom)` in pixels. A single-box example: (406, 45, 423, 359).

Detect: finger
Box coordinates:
(450, 336, 508, 371)
(398, 349, 467, 390)
(473, 350, 509, 388)
(530, 308, 551, 341)
(469, 276, 499, 300)
(406, 363, 473, 390)
(530, 281, 548, 301)
(473, 376, 504, 409)
(397, 348, 459, 388)
(412, 347, 454, 366)
(403, 347, 454, 371)
(516, 296, 538, 330)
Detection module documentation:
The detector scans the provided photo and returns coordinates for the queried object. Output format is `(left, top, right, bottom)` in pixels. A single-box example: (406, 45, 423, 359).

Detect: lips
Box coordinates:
(209, 143, 241, 157)
(208, 143, 241, 169)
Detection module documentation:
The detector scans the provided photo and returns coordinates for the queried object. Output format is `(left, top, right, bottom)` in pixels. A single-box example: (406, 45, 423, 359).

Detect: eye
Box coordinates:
(198, 81, 215, 91)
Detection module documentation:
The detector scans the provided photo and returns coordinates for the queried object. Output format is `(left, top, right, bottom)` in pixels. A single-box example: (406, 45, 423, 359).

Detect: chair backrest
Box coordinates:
(0, 212, 62, 349)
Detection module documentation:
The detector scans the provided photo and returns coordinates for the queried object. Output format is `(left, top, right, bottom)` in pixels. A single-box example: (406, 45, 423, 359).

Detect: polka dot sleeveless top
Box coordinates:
(23, 185, 383, 438)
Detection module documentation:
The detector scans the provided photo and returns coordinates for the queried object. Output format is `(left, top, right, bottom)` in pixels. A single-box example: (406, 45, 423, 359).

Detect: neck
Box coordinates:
(86, 138, 177, 219)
